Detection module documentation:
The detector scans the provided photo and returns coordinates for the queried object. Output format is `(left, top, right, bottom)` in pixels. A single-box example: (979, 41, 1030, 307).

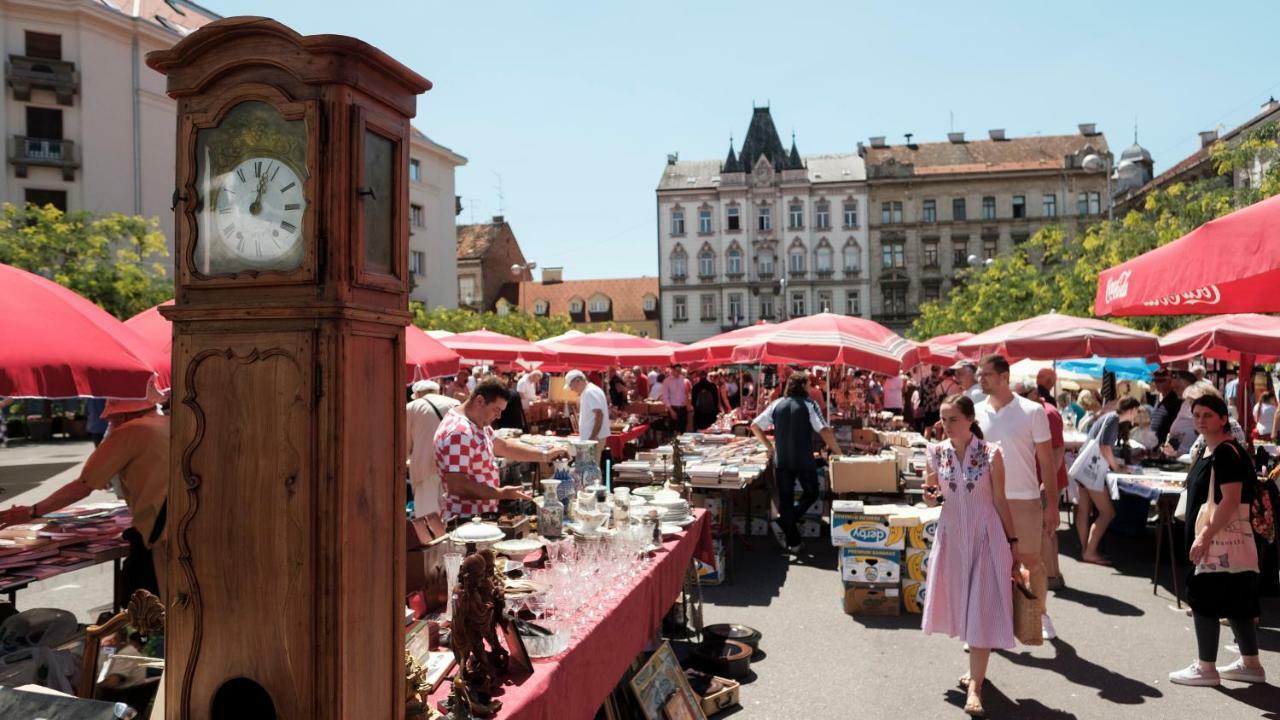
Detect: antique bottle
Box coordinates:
(538, 479, 564, 539)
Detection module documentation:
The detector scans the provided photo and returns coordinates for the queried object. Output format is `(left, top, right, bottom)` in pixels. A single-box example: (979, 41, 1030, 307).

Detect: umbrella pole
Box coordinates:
(1241, 354, 1255, 448)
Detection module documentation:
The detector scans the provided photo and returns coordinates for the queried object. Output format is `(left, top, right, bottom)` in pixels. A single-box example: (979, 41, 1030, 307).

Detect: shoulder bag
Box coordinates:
(1193, 448, 1259, 575)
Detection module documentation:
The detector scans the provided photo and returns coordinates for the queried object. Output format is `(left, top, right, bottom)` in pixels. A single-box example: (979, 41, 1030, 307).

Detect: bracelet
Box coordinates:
(1007, 537, 1018, 544)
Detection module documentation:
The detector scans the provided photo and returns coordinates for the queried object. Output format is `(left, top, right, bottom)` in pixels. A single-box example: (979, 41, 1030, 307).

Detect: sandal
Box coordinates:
(958, 673, 971, 690)
(964, 689, 987, 718)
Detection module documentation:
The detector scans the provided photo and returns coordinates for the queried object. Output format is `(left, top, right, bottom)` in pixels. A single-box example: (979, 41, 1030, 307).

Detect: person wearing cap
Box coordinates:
(0, 384, 170, 599)
(567, 370, 609, 462)
(1149, 368, 1183, 446)
(407, 379, 461, 518)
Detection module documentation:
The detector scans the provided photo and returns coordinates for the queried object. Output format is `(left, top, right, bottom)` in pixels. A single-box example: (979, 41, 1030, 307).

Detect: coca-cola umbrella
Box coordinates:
(957, 313, 1160, 362)
(1, 263, 159, 399)
(915, 332, 975, 367)
(1160, 314, 1280, 437)
(406, 325, 462, 382)
(440, 329, 557, 366)
(728, 313, 918, 375)
(537, 330, 677, 369)
(674, 323, 777, 366)
(1095, 193, 1280, 316)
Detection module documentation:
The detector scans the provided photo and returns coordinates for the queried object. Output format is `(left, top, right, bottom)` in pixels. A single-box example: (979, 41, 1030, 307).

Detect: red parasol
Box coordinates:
(1, 263, 159, 399)
(406, 325, 462, 382)
(915, 332, 975, 367)
(957, 313, 1160, 361)
(537, 330, 677, 369)
(440, 329, 557, 365)
(123, 300, 174, 391)
(728, 313, 917, 375)
(1095, 193, 1280, 316)
(1159, 314, 1280, 363)
(674, 323, 776, 366)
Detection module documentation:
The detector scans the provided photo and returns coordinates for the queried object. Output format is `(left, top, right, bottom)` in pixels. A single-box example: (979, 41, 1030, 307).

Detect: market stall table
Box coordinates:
(605, 423, 649, 460)
(426, 510, 712, 719)
(0, 502, 133, 608)
(1107, 469, 1187, 607)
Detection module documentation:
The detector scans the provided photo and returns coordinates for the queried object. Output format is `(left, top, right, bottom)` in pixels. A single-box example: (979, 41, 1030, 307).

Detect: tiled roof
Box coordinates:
(657, 153, 865, 191)
(517, 277, 659, 323)
(456, 222, 505, 259)
(863, 134, 1109, 176)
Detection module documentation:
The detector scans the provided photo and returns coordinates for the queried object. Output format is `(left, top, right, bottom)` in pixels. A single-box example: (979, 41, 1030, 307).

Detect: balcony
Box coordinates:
(815, 268, 834, 279)
(6, 55, 78, 105)
(670, 273, 686, 285)
(10, 136, 78, 180)
(788, 269, 807, 280)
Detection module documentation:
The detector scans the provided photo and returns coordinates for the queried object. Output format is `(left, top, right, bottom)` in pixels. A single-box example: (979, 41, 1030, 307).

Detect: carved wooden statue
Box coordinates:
(441, 551, 505, 718)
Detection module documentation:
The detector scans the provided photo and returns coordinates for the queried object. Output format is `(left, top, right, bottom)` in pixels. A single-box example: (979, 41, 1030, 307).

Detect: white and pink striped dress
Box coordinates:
(921, 437, 1015, 649)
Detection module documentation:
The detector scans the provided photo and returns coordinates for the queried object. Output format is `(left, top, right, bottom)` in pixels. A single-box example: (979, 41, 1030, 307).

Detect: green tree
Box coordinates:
(409, 303, 634, 340)
(0, 202, 171, 319)
(910, 123, 1280, 339)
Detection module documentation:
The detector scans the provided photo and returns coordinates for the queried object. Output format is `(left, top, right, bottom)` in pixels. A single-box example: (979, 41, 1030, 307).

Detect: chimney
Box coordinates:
(947, 132, 965, 144)
(1198, 130, 1219, 148)
(666, 152, 679, 165)
(869, 136, 887, 148)
(540, 266, 563, 284)
(492, 215, 505, 224)
(988, 129, 1006, 141)
(1078, 123, 1098, 136)
(1263, 97, 1280, 114)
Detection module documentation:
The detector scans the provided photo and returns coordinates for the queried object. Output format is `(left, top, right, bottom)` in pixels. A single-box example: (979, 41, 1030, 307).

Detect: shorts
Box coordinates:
(1008, 499, 1044, 556)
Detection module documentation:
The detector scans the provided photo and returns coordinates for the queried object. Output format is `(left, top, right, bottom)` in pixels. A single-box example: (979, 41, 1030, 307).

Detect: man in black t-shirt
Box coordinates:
(1150, 368, 1183, 445)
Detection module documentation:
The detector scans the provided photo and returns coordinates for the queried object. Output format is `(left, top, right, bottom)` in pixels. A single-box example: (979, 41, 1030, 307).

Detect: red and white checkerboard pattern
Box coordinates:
(433, 408, 500, 520)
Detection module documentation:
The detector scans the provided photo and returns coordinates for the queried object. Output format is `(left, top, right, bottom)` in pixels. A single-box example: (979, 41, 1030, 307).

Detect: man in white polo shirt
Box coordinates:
(568, 370, 610, 462)
(974, 353, 1060, 641)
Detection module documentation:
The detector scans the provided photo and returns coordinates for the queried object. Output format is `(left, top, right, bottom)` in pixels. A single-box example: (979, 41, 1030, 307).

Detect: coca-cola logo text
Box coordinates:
(1104, 270, 1131, 303)
(1141, 285, 1222, 308)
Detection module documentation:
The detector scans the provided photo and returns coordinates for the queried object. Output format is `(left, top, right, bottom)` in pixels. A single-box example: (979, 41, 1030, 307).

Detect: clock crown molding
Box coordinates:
(147, 16, 430, 114)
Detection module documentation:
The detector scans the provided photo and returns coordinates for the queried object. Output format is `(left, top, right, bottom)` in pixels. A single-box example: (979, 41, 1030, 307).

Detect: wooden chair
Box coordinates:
(77, 589, 165, 700)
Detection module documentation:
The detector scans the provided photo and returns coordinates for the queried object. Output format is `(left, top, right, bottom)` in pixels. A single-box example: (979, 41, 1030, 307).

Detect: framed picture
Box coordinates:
(627, 641, 706, 720)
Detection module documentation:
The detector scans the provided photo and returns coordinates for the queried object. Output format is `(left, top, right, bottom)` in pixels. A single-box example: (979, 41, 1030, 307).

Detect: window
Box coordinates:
(817, 290, 833, 313)
(533, 300, 550, 315)
(952, 198, 967, 221)
(409, 250, 425, 276)
(700, 293, 717, 321)
(815, 244, 833, 273)
(759, 297, 774, 319)
(923, 283, 941, 303)
(671, 209, 685, 235)
(758, 252, 775, 277)
(922, 199, 936, 224)
(1012, 195, 1026, 219)
(882, 239, 905, 269)
(670, 248, 687, 279)
(881, 201, 902, 224)
(409, 159, 421, 182)
(815, 202, 831, 229)
(26, 106, 63, 140)
(569, 298, 585, 313)
(673, 295, 688, 321)
(845, 291, 861, 316)
(726, 246, 743, 276)
(982, 196, 996, 220)
(953, 237, 969, 267)
(25, 31, 61, 60)
(589, 296, 610, 313)
(698, 248, 715, 278)
(789, 203, 804, 229)
(788, 248, 806, 274)
(843, 241, 861, 273)
(758, 206, 772, 231)
(922, 239, 940, 268)
(882, 286, 908, 316)
(458, 276, 476, 305)
(790, 291, 806, 318)
(698, 207, 713, 234)
(643, 295, 657, 312)
(983, 237, 998, 260)
(410, 203, 424, 227)
(727, 293, 744, 323)
(1077, 192, 1088, 216)
(24, 188, 67, 211)
(1042, 193, 1057, 217)
(1088, 192, 1102, 216)
(726, 206, 741, 231)
(843, 201, 859, 228)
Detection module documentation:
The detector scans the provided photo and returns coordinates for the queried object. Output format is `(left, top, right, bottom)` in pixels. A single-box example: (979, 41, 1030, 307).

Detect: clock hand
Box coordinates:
(249, 173, 268, 215)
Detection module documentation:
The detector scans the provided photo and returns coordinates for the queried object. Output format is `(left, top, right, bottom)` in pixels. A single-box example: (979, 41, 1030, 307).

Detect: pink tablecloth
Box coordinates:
(429, 510, 712, 720)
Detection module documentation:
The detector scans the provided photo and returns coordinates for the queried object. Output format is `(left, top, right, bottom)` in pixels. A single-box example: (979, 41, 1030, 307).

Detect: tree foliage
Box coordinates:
(910, 123, 1280, 339)
(410, 303, 634, 340)
(0, 203, 171, 319)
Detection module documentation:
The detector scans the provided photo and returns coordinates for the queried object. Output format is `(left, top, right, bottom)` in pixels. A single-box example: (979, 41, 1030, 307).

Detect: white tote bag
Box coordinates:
(1068, 437, 1108, 492)
(1193, 465, 1259, 575)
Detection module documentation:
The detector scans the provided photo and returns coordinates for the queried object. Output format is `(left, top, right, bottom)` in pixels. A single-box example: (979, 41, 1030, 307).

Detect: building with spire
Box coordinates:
(655, 106, 869, 342)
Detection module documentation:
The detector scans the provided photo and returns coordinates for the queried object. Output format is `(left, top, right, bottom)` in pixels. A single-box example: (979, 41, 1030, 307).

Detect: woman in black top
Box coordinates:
(1169, 395, 1266, 686)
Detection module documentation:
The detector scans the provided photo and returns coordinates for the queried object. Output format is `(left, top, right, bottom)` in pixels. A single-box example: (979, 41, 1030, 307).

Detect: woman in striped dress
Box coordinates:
(922, 394, 1019, 718)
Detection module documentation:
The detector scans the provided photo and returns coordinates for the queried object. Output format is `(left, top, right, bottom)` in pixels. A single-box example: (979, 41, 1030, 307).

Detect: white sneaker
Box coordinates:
(962, 643, 970, 653)
(1217, 658, 1266, 684)
(1169, 662, 1221, 686)
(1041, 614, 1057, 641)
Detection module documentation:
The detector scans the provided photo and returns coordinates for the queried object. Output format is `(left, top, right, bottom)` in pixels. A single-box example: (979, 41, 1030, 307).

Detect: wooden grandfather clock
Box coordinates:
(147, 17, 429, 720)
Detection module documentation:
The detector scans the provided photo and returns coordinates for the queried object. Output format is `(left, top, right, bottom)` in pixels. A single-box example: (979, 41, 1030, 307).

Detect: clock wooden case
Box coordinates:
(147, 17, 429, 720)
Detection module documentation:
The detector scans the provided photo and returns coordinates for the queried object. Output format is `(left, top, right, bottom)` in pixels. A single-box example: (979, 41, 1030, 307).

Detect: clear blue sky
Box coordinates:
(209, 1, 1280, 280)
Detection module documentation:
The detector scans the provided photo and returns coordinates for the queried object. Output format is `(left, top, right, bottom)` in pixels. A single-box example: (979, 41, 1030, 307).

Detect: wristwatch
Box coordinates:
(1007, 537, 1019, 544)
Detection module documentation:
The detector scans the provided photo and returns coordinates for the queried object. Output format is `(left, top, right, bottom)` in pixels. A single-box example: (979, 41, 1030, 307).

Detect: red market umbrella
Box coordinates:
(957, 313, 1160, 362)
(915, 332, 975, 367)
(440, 329, 557, 365)
(728, 313, 917, 375)
(674, 323, 777, 366)
(124, 300, 173, 391)
(406, 325, 461, 382)
(0, 263, 159, 399)
(1095, 193, 1280, 316)
(538, 330, 677, 369)
(1159, 314, 1280, 364)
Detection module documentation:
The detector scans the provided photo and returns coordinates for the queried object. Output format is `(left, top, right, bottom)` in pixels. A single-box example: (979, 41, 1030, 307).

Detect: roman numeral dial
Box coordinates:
(209, 156, 307, 265)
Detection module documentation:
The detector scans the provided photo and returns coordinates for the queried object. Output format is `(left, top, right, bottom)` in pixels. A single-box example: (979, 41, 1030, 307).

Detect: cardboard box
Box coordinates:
(691, 493, 725, 529)
(843, 586, 901, 616)
(748, 488, 772, 517)
(907, 506, 942, 549)
(839, 547, 902, 586)
(731, 515, 747, 537)
(905, 546, 931, 581)
(694, 538, 726, 585)
(799, 516, 824, 539)
(829, 455, 899, 494)
(902, 578, 927, 614)
(749, 517, 770, 537)
(830, 500, 907, 549)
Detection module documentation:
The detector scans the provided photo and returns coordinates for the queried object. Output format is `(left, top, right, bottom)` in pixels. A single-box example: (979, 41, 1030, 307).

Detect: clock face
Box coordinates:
(212, 157, 306, 263)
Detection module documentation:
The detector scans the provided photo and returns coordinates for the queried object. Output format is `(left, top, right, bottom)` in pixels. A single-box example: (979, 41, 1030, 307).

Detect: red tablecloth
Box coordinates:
(429, 510, 712, 720)
(605, 423, 649, 459)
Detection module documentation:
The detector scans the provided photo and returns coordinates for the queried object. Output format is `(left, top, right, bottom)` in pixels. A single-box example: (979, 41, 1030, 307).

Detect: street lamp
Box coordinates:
(778, 276, 788, 321)
(511, 262, 536, 277)
(1081, 153, 1113, 221)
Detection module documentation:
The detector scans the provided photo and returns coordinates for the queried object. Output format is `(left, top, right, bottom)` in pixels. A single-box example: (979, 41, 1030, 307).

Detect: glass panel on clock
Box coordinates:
(194, 101, 308, 277)
(362, 130, 395, 275)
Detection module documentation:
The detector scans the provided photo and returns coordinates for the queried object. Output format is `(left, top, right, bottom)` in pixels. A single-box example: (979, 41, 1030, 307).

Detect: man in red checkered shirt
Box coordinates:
(434, 377, 569, 521)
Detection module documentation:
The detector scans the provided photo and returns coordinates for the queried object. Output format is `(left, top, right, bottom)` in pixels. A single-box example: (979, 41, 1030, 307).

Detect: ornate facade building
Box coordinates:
(655, 107, 870, 342)
(861, 126, 1113, 332)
